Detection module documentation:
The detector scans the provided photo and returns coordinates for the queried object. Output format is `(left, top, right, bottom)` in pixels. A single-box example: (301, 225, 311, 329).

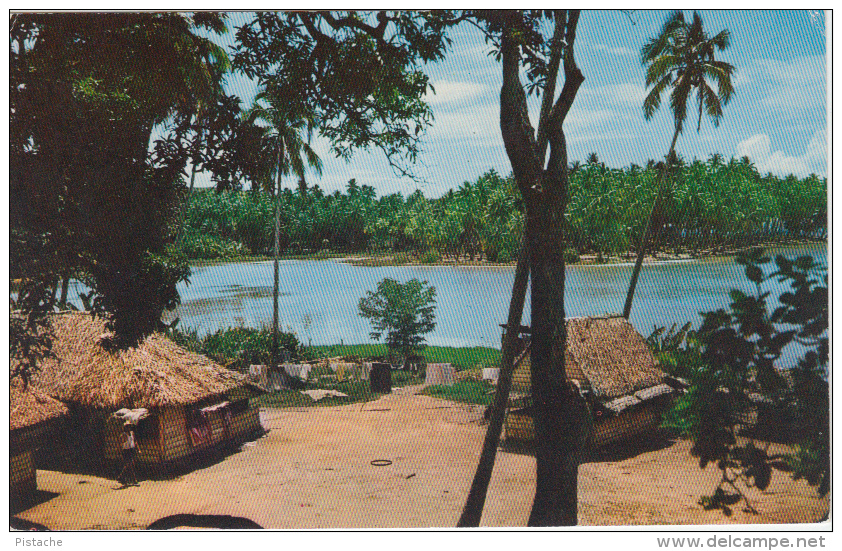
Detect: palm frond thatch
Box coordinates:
(25, 312, 248, 409)
(566, 316, 663, 400)
(10, 379, 68, 431)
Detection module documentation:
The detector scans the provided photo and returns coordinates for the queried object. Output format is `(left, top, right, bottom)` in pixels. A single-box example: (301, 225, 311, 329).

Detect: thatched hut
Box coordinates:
(10, 380, 68, 505)
(30, 313, 264, 473)
(503, 315, 683, 447)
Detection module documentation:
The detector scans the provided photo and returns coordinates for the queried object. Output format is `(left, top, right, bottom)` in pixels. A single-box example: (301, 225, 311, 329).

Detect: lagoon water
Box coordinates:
(62, 243, 825, 366)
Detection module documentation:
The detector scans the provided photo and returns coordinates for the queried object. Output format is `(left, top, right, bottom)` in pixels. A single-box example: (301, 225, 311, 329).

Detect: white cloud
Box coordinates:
(591, 43, 636, 58)
(425, 80, 487, 106)
(735, 129, 827, 177)
(736, 56, 826, 114)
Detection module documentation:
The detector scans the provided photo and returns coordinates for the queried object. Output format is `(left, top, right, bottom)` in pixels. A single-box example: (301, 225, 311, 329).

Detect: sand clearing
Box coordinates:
(15, 386, 828, 529)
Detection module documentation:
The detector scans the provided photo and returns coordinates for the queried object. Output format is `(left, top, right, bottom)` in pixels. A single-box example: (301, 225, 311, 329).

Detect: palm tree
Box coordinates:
(623, 10, 735, 318)
(245, 90, 322, 366)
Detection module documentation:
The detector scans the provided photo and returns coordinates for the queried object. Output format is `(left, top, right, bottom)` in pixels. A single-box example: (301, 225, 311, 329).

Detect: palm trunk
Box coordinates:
(623, 123, 681, 319)
(272, 147, 282, 367)
(59, 274, 70, 307)
(458, 235, 529, 527)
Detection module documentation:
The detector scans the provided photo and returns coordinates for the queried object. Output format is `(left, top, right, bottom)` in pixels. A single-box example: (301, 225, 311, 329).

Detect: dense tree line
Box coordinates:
(180, 157, 826, 262)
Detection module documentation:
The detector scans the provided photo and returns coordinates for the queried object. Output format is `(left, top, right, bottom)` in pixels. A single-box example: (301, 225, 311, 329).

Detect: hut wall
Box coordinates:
(511, 360, 531, 393)
(504, 402, 662, 447)
(103, 414, 162, 465)
(592, 404, 659, 447)
(510, 358, 588, 396)
(228, 403, 261, 438)
(160, 406, 193, 463)
(159, 402, 262, 463)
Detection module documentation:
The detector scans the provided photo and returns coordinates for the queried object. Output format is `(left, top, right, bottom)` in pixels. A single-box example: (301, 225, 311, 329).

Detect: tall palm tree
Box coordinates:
(245, 90, 322, 365)
(623, 10, 735, 318)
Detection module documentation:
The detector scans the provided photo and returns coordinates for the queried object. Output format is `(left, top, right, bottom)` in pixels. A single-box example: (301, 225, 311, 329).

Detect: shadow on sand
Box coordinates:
(498, 431, 676, 463)
(10, 489, 60, 518)
(10, 516, 52, 531)
(147, 514, 263, 530)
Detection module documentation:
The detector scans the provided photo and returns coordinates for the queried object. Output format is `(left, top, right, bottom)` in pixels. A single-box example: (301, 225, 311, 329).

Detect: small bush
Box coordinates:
(180, 231, 247, 260)
(496, 249, 513, 263)
(200, 327, 300, 371)
(419, 249, 441, 264)
(392, 252, 412, 265)
(563, 247, 580, 264)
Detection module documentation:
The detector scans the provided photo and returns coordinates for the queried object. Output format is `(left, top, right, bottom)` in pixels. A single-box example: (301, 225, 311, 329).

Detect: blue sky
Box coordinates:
(193, 10, 828, 196)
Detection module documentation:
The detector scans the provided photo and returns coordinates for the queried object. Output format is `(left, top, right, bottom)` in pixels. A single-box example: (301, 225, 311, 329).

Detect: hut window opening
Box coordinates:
(186, 407, 212, 447)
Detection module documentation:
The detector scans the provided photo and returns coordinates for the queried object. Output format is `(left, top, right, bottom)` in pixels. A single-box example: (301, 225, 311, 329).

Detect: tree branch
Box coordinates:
(499, 20, 540, 193)
(536, 10, 567, 164)
(547, 10, 584, 127)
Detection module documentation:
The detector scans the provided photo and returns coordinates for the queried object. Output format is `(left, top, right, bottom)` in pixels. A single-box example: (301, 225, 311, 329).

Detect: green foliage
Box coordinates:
(662, 248, 828, 513)
(563, 248, 580, 264)
(420, 249, 442, 264)
(232, 12, 452, 179)
(180, 230, 249, 259)
(359, 278, 437, 363)
(200, 326, 300, 371)
(641, 11, 735, 133)
(166, 325, 300, 372)
(178, 160, 825, 262)
(10, 13, 234, 344)
(646, 322, 693, 353)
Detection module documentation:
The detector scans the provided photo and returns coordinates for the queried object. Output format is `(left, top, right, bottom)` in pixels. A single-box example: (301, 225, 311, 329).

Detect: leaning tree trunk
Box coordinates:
(458, 235, 529, 527)
(622, 122, 682, 319)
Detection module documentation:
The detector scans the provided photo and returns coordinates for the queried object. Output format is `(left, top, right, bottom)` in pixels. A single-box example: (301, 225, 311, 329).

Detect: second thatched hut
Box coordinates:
(10, 380, 68, 507)
(30, 313, 264, 474)
(503, 315, 684, 446)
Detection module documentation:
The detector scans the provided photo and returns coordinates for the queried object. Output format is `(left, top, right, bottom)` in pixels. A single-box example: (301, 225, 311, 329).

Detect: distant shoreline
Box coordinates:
(188, 238, 827, 268)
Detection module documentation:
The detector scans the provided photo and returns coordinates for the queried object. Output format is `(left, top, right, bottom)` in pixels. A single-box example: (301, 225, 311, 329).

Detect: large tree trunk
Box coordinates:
(458, 236, 529, 527)
(622, 122, 682, 319)
(526, 194, 587, 526)
(496, 11, 587, 527)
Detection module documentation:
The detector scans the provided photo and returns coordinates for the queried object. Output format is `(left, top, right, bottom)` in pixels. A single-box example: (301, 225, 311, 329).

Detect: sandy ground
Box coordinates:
(14, 386, 829, 529)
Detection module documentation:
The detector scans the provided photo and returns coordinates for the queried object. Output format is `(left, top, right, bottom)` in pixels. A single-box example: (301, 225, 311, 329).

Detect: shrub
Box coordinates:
(180, 231, 247, 260)
(420, 249, 441, 264)
(358, 278, 437, 365)
(200, 326, 300, 371)
(563, 247, 580, 264)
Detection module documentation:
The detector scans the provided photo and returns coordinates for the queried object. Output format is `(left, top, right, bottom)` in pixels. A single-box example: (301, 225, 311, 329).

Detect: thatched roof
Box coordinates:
(565, 316, 664, 400)
(10, 380, 68, 431)
(28, 313, 249, 409)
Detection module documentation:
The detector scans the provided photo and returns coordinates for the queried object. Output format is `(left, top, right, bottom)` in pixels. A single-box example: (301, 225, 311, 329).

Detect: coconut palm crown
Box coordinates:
(623, 11, 735, 320)
(641, 10, 735, 133)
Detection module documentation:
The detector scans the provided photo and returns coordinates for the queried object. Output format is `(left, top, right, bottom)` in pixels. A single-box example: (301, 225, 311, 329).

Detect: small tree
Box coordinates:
(662, 248, 828, 514)
(358, 278, 436, 366)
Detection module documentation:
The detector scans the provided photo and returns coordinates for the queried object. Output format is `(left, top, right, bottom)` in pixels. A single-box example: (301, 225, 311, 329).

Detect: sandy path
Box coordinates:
(15, 387, 828, 529)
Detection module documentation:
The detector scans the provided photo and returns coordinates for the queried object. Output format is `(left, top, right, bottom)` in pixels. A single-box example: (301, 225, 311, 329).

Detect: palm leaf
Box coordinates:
(643, 73, 673, 120)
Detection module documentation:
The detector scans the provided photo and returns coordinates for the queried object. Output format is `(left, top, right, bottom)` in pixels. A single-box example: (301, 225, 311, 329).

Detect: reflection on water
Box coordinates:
(62, 243, 826, 367)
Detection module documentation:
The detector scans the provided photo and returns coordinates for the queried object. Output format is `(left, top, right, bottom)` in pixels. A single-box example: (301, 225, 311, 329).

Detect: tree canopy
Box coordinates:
(10, 13, 233, 345)
(358, 278, 437, 364)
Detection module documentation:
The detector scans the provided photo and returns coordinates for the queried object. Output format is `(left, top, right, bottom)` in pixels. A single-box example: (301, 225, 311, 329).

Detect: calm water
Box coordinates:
(62, 243, 826, 366)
